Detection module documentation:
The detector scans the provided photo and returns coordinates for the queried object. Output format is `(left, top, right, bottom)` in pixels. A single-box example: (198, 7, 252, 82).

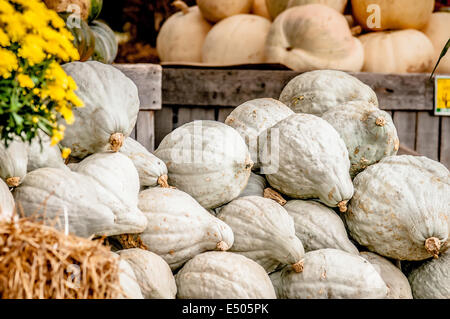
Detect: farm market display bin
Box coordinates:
(148, 65, 449, 168)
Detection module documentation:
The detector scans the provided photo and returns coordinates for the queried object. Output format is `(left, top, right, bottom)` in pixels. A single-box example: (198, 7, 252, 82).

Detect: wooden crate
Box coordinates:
(155, 66, 450, 169)
(113, 64, 449, 168)
(114, 64, 162, 151)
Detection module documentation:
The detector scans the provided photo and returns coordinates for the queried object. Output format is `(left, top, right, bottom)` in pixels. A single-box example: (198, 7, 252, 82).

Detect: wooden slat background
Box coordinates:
(113, 64, 449, 169)
(114, 64, 162, 151)
(156, 67, 449, 169)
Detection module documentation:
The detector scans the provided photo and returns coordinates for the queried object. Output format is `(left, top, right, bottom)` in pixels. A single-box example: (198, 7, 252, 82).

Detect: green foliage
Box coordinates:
(430, 38, 450, 81)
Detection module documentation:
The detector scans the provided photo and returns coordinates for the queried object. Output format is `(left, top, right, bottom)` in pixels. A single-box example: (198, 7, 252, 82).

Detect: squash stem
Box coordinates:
(173, 0, 190, 15)
(350, 25, 362, 36)
(263, 188, 287, 206)
(425, 237, 441, 259)
(292, 260, 304, 273)
(157, 174, 170, 188)
(375, 117, 386, 127)
(216, 241, 229, 251)
(6, 177, 20, 188)
(337, 200, 348, 213)
(109, 133, 124, 152)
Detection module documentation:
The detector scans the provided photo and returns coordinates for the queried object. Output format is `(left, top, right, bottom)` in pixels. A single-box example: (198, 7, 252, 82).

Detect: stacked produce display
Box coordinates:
(1, 57, 449, 298)
(0, 0, 449, 300)
(156, 0, 450, 74)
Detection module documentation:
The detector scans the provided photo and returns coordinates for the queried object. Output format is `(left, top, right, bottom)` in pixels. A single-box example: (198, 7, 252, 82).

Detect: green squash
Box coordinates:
(90, 20, 118, 64)
(60, 12, 96, 62)
(87, 0, 103, 22)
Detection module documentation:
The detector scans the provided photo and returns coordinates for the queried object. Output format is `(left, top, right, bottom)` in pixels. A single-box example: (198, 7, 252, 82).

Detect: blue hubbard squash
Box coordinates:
(60, 12, 96, 62)
(90, 20, 118, 64)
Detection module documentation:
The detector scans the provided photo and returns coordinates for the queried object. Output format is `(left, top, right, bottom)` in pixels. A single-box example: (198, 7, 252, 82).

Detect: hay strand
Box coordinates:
(0, 217, 123, 299)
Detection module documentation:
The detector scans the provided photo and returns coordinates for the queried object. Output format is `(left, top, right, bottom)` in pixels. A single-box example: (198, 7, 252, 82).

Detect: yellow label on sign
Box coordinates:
(436, 77, 450, 115)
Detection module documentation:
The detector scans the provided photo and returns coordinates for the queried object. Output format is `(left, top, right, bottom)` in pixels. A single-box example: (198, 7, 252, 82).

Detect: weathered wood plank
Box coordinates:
(136, 111, 155, 152)
(217, 108, 233, 122)
(415, 112, 440, 161)
(177, 107, 215, 127)
(393, 112, 417, 150)
(130, 125, 137, 139)
(355, 73, 434, 111)
(114, 63, 162, 110)
(162, 68, 433, 111)
(441, 117, 450, 169)
(398, 144, 422, 156)
(154, 106, 174, 148)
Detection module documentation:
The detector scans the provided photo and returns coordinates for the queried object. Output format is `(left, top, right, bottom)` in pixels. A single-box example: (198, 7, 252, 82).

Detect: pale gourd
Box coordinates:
(0, 140, 28, 187)
(343, 155, 450, 261)
(117, 248, 177, 299)
(360, 252, 413, 299)
(90, 20, 119, 64)
(279, 70, 378, 116)
(408, 251, 450, 299)
(423, 12, 450, 74)
(217, 196, 305, 273)
(286, 0, 347, 13)
(252, 0, 270, 19)
(138, 187, 234, 270)
(61, 61, 139, 159)
(13, 167, 146, 238)
(225, 98, 294, 169)
(176, 251, 276, 299)
(265, 0, 347, 20)
(270, 249, 388, 299)
(239, 172, 267, 198)
(117, 257, 144, 299)
(359, 30, 435, 74)
(154, 120, 253, 209)
(0, 178, 14, 222)
(156, 2, 212, 63)
(322, 101, 399, 178)
(197, 0, 253, 23)
(260, 113, 354, 212)
(119, 137, 169, 189)
(351, 0, 435, 31)
(27, 131, 67, 172)
(202, 14, 271, 65)
(265, 5, 364, 72)
(284, 200, 359, 255)
(70, 152, 147, 236)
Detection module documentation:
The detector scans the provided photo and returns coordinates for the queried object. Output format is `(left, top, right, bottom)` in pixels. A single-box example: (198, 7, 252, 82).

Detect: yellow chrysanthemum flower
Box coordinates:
(61, 147, 71, 159)
(50, 128, 64, 146)
(0, 0, 14, 15)
(21, 12, 48, 35)
(46, 61, 71, 87)
(0, 47, 18, 78)
(48, 10, 66, 29)
(41, 84, 66, 101)
(18, 34, 47, 66)
(66, 90, 84, 107)
(17, 73, 35, 88)
(0, 29, 9, 47)
(1, 0, 83, 149)
(59, 104, 75, 125)
(3, 13, 27, 42)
